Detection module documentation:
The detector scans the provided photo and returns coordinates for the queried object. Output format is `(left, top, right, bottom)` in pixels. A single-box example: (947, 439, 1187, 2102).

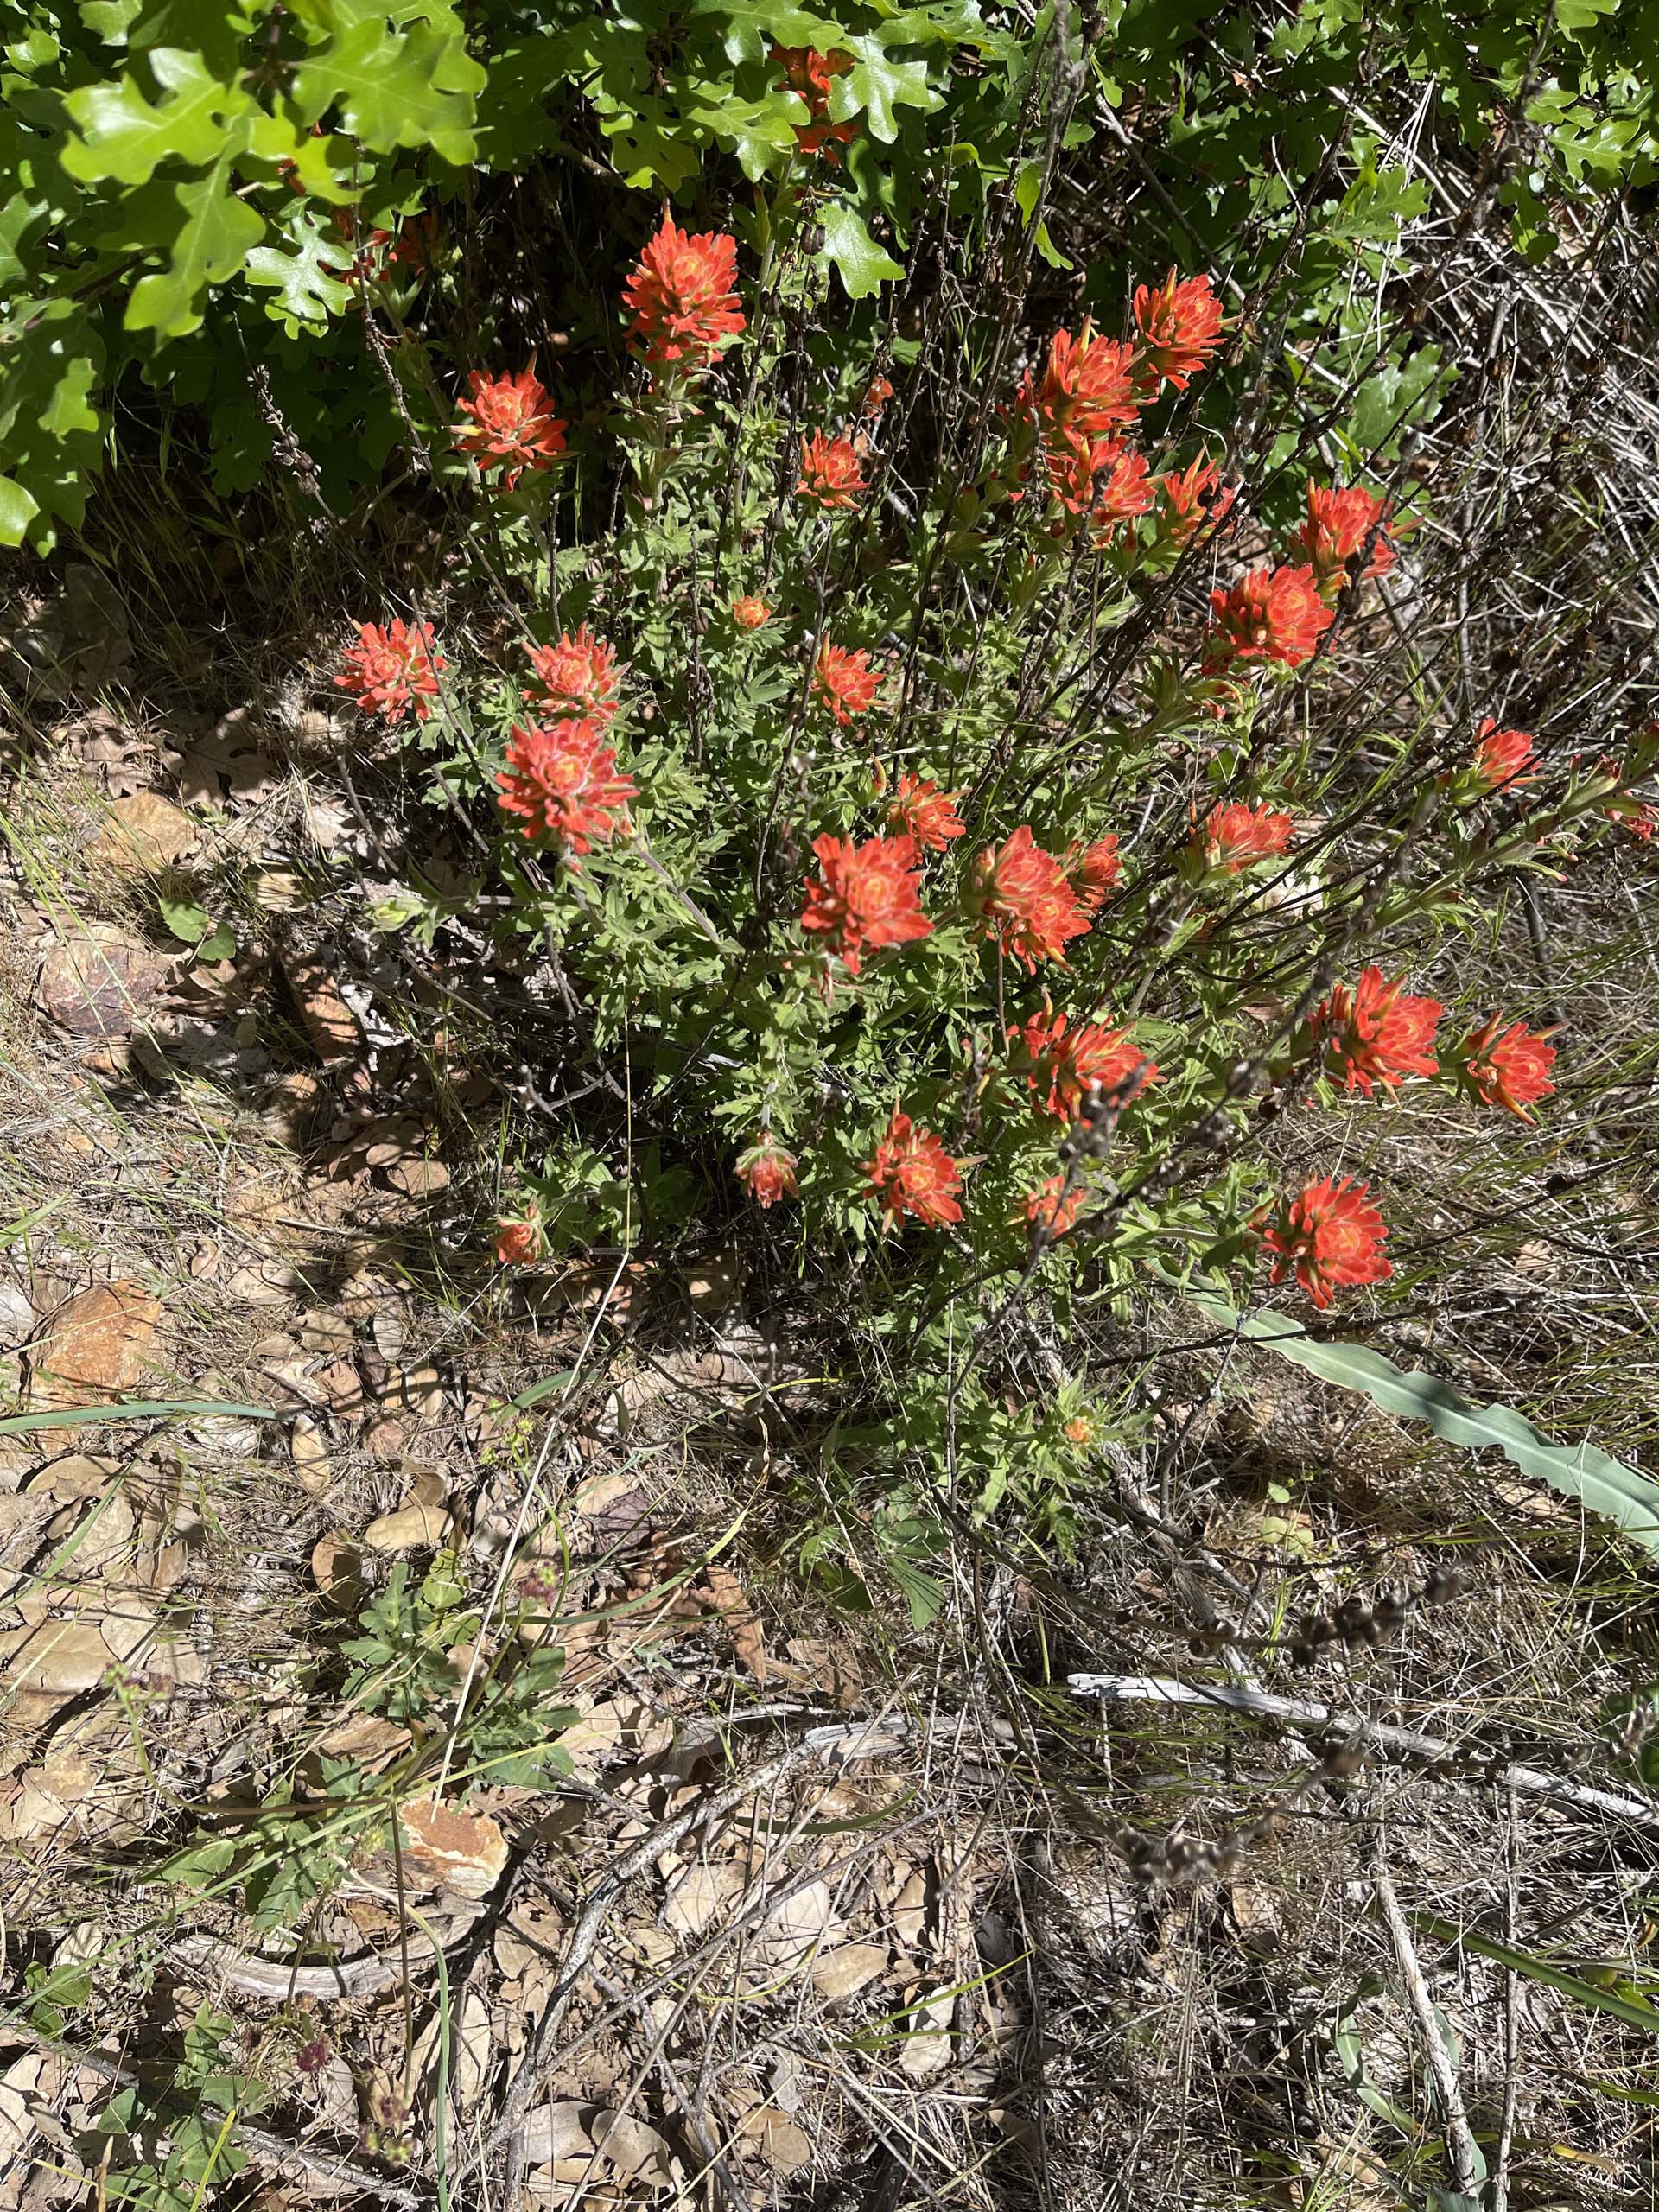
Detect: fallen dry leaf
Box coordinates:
(27, 1282, 162, 1409)
(281, 951, 359, 1064)
(523, 2102, 680, 2190)
(809, 1942, 890, 2001)
(703, 1557, 767, 1685)
(738, 2106, 813, 2177)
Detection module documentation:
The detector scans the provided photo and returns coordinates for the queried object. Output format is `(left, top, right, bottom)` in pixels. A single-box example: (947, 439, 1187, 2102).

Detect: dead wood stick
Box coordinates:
(1372, 1849, 1484, 2202)
(1067, 1673, 1659, 1830)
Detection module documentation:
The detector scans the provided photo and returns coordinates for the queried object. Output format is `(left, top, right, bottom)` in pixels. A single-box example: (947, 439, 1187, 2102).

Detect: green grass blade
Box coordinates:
(0, 1398, 289, 1437)
(1414, 1916, 1659, 2036)
(1176, 1279, 1659, 1554)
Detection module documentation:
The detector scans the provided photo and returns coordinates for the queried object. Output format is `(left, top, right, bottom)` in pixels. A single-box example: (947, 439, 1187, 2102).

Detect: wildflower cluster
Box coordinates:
(329, 211, 1652, 1561)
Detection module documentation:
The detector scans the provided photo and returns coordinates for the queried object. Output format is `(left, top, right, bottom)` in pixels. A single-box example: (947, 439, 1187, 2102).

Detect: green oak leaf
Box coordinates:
(293, 18, 485, 165)
(245, 212, 354, 334)
(125, 149, 265, 335)
(817, 200, 905, 296)
(831, 36, 938, 142)
(62, 46, 250, 184)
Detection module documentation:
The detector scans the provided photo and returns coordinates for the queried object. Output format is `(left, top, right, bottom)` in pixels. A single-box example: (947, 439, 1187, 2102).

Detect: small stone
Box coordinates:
(35, 925, 166, 1039)
(363, 1501, 449, 1552)
(86, 792, 199, 875)
(281, 952, 359, 1064)
(27, 1282, 162, 1410)
(391, 1798, 507, 1898)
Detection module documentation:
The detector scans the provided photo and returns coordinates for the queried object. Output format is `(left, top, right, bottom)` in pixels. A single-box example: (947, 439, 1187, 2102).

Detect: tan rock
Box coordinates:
(363, 1501, 449, 1551)
(86, 791, 199, 874)
(27, 1281, 162, 1409)
(387, 1158, 449, 1197)
(392, 1797, 507, 1898)
(312, 1533, 365, 1611)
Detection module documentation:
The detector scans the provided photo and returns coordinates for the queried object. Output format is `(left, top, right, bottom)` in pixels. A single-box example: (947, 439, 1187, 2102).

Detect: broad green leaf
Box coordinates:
(125, 150, 265, 334)
(159, 893, 213, 941)
(245, 213, 353, 334)
(833, 36, 938, 141)
(1179, 1280, 1659, 1554)
(0, 472, 41, 543)
(62, 46, 250, 184)
(818, 199, 905, 296)
(293, 17, 485, 165)
(0, 189, 49, 290)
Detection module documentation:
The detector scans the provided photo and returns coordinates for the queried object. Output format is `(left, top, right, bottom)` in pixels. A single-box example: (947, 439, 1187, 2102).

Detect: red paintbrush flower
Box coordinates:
(454, 365, 567, 489)
(1026, 326, 1139, 454)
(623, 215, 744, 373)
(1199, 801, 1295, 874)
(772, 45, 857, 159)
(1131, 269, 1224, 393)
(1205, 564, 1335, 671)
(493, 1202, 544, 1266)
(1313, 966, 1443, 1096)
(1470, 720, 1537, 794)
(798, 432, 867, 509)
(1297, 480, 1395, 594)
(1448, 1013, 1557, 1119)
(862, 373, 893, 416)
(1261, 1176, 1391, 1310)
(974, 826, 1091, 972)
(1025, 1173, 1087, 1238)
(799, 833, 931, 977)
(1156, 453, 1235, 544)
(336, 619, 444, 724)
(731, 594, 772, 630)
(887, 773, 965, 850)
(813, 641, 883, 723)
(496, 716, 637, 856)
(1065, 836, 1122, 912)
(1013, 1001, 1159, 1122)
(865, 1109, 963, 1229)
(735, 1132, 798, 1207)
(525, 625, 620, 726)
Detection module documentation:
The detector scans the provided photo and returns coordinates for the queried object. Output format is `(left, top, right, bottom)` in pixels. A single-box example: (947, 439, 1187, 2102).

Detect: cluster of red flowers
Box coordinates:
(865, 1109, 963, 1229)
(974, 826, 1093, 972)
(525, 624, 620, 724)
(1262, 1178, 1391, 1310)
(1156, 453, 1234, 546)
(336, 619, 444, 724)
(1014, 1001, 1158, 1122)
(1448, 1012, 1557, 1118)
(731, 594, 772, 630)
(736, 1132, 798, 1208)
(623, 214, 745, 373)
(813, 641, 883, 723)
(1025, 1173, 1087, 1238)
(1297, 480, 1395, 595)
(1469, 719, 1537, 794)
(887, 773, 964, 850)
(1014, 274, 1224, 533)
(1313, 966, 1443, 1096)
(799, 833, 931, 976)
(454, 365, 567, 490)
(496, 716, 637, 857)
(1065, 836, 1121, 912)
(798, 433, 867, 509)
(493, 1202, 544, 1266)
(772, 45, 857, 160)
(1205, 565, 1334, 671)
(1198, 801, 1295, 874)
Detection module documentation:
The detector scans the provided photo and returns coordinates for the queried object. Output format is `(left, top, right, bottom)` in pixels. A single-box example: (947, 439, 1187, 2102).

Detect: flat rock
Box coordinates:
(86, 792, 199, 874)
(363, 1500, 449, 1551)
(392, 1798, 507, 1898)
(28, 1281, 162, 1409)
(35, 924, 167, 1039)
